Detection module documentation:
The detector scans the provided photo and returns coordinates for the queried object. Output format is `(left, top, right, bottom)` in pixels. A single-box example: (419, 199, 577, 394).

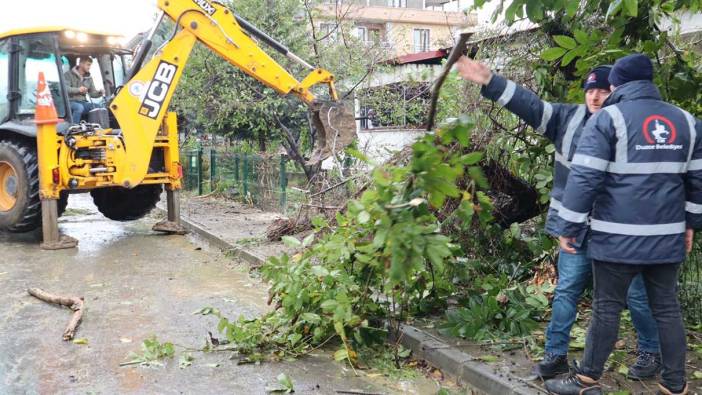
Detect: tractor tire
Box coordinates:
(90, 184, 162, 221)
(0, 139, 69, 233)
(0, 139, 41, 232)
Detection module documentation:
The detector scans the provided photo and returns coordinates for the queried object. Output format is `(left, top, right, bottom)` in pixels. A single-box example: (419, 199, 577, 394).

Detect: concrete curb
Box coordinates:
(395, 325, 540, 394)
(160, 207, 540, 394)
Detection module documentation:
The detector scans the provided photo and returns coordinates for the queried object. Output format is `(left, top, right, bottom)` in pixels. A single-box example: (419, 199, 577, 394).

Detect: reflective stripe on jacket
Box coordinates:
(481, 74, 590, 236)
(559, 80, 702, 264)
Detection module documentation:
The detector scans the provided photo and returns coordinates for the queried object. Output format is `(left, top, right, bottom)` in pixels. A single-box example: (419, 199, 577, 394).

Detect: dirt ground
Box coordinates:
(178, 193, 292, 259)
(0, 194, 448, 395)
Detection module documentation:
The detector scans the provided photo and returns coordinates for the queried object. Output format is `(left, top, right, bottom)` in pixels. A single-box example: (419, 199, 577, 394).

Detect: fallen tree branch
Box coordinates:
(426, 32, 473, 131)
(28, 288, 84, 341)
(308, 175, 361, 198)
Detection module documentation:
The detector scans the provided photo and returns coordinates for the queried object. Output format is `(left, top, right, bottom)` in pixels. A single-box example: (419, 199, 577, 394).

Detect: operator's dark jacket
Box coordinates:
(558, 80, 702, 264)
(64, 66, 101, 102)
(481, 74, 590, 237)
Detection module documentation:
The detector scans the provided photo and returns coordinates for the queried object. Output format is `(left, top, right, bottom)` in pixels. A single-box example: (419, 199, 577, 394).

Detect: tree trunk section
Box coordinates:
(28, 288, 84, 341)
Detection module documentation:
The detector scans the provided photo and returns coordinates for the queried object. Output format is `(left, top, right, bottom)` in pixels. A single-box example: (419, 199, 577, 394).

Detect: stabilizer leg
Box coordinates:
(40, 199, 78, 250)
(153, 188, 187, 235)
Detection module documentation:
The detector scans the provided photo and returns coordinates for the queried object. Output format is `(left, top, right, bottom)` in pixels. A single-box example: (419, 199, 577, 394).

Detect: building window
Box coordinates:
(355, 26, 368, 42)
(413, 29, 430, 52)
(319, 23, 338, 42)
(390, 0, 407, 7)
(354, 26, 382, 46)
(368, 28, 381, 44)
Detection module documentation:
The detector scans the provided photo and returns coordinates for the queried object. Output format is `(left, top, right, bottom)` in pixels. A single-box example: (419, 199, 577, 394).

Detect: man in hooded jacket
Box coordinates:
(546, 53, 702, 395)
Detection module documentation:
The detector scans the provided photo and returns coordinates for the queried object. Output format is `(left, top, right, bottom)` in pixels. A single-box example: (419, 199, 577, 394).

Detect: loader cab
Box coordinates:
(0, 28, 130, 135)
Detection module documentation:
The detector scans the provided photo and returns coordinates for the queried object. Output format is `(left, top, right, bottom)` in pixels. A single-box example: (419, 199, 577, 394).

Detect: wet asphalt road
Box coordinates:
(0, 195, 437, 395)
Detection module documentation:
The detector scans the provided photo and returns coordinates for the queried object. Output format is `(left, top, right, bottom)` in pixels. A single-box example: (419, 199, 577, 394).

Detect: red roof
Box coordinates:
(389, 49, 449, 65)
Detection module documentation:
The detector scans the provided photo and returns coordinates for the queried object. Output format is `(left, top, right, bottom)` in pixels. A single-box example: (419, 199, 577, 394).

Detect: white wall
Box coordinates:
(322, 129, 428, 169)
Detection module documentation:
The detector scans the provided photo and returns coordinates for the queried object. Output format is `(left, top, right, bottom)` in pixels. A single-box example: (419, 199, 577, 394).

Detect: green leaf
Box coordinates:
(617, 364, 629, 376)
(468, 166, 489, 189)
(333, 348, 349, 361)
(277, 373, 294, 393)
(460, 152, 483, 165)
(281, 236, 302, 248)
(573, 30, 589, 44)
(334, 321, 346, 339)
(302, 234, 315, 248)
(606, 0, 623, 18)
(373, 227, 389, 248)
(311, 265, 329, 277)
(301, 313, 321, 324)
(565, 0, 579, 16)
(525, 0, 544, 20)
(693, 371, 702, 379)
(72, 338, 88, 345)
(510, 223, 520, 239)
(320, 300, 338, 311)
(345, 147, 370, 164)
(477, 354, 499, 363)
(541, 47, 567, 61)
(561, 49, 578, 66)
(623, 0, 637, 16)
(179, 353, 194, 369)
(358, 211, 371, 224)
(553, 35, 577, 50)
(288, 333, 303, 346)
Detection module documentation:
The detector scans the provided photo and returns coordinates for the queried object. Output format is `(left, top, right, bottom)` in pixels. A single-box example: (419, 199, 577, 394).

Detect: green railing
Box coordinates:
(181, 148, 302, 213)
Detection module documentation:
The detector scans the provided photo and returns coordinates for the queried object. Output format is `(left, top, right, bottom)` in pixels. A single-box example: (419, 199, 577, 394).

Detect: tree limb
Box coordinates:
(426, 32, 472, 131)
(28, 288, 84, 341)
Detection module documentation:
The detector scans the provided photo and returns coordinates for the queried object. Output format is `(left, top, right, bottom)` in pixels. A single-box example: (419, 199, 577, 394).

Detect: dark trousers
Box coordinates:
(580, 260, 686, 390)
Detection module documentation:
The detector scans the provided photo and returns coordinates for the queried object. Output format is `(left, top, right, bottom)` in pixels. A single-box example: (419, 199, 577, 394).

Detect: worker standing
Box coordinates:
(455, 57, 661, 380)
(546, 53, 702, 395)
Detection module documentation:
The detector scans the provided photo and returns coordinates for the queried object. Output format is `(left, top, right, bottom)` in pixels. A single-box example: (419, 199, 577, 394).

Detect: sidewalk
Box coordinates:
(170, 194, 295, 265)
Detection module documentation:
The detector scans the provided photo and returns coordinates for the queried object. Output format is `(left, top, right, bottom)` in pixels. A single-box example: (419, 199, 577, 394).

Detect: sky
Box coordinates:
(0, 0, 503, 39)
(0, 0, 159, 39)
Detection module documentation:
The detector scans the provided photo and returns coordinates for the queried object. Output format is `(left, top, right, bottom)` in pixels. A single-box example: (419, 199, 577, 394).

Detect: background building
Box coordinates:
(317, 0, 477, 57)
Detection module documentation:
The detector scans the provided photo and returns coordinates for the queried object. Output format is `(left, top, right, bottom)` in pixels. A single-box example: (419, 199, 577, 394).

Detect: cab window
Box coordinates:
(0, 40, 10, 122)
(17, 35, 67, 118)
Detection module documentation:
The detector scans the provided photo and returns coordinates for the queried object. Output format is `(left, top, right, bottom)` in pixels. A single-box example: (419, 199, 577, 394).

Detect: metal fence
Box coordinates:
(680, 250, 702, 325)
(181, 148, 308, 213)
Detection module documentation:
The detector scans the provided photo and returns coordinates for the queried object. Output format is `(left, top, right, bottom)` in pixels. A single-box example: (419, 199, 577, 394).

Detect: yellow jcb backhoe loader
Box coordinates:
(0, 0, 356, 249)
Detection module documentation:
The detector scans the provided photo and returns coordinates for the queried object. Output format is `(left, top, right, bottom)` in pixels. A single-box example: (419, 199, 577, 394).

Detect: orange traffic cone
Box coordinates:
(34, 72, 61, 125)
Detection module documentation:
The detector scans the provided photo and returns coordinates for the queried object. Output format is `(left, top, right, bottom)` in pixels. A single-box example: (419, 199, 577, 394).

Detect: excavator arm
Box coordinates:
(109, 0, 353, 188)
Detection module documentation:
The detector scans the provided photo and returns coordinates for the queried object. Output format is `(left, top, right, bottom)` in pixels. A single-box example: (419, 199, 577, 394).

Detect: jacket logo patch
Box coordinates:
(636, 115, 683, 151)
(139, 61, 178, 119)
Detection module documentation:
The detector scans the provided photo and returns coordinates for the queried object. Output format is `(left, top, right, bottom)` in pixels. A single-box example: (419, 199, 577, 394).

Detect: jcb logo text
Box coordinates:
(139, 62, 178, 119)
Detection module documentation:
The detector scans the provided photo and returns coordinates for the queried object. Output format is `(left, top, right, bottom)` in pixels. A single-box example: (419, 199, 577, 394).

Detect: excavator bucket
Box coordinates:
(307, 101, 357, 167)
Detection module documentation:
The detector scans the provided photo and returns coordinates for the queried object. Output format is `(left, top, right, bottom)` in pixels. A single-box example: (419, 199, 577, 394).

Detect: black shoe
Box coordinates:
(544, 372, 602, 395)
(657, 382, 688, 395)
(627, 350, 662, 380)
(532, 352, 569, 379)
